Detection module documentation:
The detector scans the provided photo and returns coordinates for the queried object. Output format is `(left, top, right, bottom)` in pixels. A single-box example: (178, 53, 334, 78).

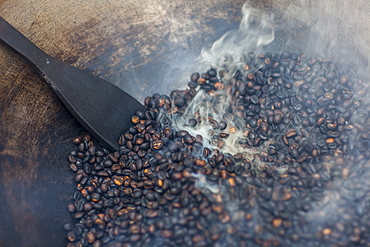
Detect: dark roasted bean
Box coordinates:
(286, 129, 298, 138)
(191, 72, 200, 82)
(65, 52, 370, 247)
(67, 203, 76, 213)
(151, 139, 164, 150)
(69, 163, 78, 172)
(251, 95, 259, 104)
(273, 114, 283, 124)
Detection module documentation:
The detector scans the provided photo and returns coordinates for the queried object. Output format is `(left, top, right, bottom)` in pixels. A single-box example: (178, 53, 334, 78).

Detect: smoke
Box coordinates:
(192, 173, 222, 194)
(199, 3, 275, 72)
(171, 3, 276, 164)
(175, 1, 370, 246)
(269, 0, 370, 78)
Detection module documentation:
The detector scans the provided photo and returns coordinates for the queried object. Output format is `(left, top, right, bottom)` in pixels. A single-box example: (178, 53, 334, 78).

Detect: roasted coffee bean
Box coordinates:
(67, 203, 76, 213)
(286, 129, 298, 138)
(191, 72, 200, 82)
(83, 163, 91, 174)
(207, 68, 217, 78)
(69, 163, 78, 172)
(251, 95, 259, 104)
(151, 139, 164, 150)
(188, 118, 197, 127)
(273, 114, 283, 124)
(65, 52, 370, 247)
(91, 193, 100, 202)
(63, 222, 74, 231)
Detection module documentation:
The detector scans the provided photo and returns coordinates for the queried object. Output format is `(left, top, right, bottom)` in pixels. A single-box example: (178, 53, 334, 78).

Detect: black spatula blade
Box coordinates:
(0, 17, 146, 151)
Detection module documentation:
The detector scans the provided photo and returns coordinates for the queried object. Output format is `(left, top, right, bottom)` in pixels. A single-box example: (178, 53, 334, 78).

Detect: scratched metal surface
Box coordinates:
(0, 0, 369, 246)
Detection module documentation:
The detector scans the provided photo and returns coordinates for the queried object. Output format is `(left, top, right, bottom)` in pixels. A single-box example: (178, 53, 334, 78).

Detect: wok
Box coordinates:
(0, 0, 369, 246)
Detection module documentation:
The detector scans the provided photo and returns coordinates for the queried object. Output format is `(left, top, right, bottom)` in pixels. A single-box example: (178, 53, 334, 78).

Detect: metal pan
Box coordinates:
(0, 1, 369, 246)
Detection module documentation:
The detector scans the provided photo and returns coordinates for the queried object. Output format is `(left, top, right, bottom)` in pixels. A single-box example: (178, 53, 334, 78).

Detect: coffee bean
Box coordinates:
(251, 95, 259, 104)
(286, 129, 298, 138)
(273, 114, 283, 124)
(151, 139, 164, 150)
(191, 72, 200, 82)
(65, 52, 370, 247)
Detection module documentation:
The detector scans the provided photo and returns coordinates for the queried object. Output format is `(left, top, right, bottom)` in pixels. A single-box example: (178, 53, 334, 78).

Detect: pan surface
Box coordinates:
(0, 1, 245, 246)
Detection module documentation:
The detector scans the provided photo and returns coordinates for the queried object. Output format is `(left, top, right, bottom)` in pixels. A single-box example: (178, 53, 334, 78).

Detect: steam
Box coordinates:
(200, 3, 275, 72)
(192, 173, 222, 194)
(308, 1, 370, 73)
(171, 1, 370, 247)
(268, 0, 370, 78)
(172, 3, 276, 166)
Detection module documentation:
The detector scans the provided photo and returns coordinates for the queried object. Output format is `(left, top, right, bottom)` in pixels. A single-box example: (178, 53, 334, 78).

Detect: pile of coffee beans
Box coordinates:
(64, 52, 370, 247)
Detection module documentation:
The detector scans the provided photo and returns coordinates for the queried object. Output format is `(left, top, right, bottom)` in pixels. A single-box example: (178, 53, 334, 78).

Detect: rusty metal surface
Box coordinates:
(0, 0, 369, 246)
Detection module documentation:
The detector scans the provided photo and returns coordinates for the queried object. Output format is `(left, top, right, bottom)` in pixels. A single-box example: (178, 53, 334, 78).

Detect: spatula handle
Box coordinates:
(0, 17, 55, 73)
